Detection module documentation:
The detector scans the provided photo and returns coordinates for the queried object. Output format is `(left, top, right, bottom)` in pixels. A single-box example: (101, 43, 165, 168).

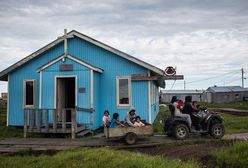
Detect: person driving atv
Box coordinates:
(182, 96, 201, 130)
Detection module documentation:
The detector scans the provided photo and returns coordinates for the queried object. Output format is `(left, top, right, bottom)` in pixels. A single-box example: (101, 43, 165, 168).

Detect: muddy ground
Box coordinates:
(126, 140, 232, 168)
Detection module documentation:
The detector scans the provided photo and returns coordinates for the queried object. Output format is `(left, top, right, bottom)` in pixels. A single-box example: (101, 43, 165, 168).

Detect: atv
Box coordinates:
(163, 104, 224, 140)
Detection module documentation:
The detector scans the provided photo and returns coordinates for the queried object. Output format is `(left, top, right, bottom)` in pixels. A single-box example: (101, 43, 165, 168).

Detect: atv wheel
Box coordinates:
(173, 124, 189, 140)
(125, 132, 137, 145)
(210, 123, 224, 139)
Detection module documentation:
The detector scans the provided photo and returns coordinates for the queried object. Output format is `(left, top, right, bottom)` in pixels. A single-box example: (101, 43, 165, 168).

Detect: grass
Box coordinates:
(199, 101, 248, 110)
(221, 113, 248, 134)
(0, 147, 199, 168)
(213, 141, 248, 168)
(0, 107, 23, 138)
(153, 105, 248, 134)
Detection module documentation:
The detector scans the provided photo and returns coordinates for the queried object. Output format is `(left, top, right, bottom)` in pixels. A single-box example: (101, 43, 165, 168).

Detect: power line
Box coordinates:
(164, 80, 176, 93)
(186, 70, 240, 84)
(225, 78, 241, 85)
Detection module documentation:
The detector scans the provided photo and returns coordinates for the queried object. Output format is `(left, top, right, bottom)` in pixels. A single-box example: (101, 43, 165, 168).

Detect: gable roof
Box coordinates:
(37, 53, 103, 73)
(207, 86, 248, 93)
(161, 90, 205, 94)
(0, 30, 164, 81)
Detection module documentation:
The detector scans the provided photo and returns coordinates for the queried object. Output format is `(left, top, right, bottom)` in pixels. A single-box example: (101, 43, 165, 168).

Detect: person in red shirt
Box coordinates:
(177, 99, 184, 111)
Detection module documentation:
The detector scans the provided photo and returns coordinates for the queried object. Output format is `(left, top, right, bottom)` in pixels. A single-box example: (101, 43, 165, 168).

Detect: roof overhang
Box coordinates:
(37, 54, 103, 73)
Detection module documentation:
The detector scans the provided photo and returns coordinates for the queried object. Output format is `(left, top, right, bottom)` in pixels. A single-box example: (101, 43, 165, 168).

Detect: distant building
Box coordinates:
(206, 86, 248, 103)
(160, 90, 205, 103)
(1, 92, 7, 102)
(160, 86, 248, 104)
(0, 92, 7, 107)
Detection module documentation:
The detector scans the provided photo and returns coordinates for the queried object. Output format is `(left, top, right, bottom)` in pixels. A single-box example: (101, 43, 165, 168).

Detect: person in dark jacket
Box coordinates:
(182, 96, 201, 130)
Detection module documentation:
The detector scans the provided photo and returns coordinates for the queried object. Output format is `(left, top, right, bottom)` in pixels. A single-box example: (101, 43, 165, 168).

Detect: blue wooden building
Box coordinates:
(0, 30, 168, 136)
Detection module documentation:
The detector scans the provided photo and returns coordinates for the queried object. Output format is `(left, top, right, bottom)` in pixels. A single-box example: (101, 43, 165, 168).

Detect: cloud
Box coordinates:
(0, 0, 248, 92)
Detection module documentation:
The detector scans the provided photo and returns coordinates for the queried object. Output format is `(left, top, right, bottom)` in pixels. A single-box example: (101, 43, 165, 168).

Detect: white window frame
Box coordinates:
(116, 76, 132, 108)
(23, 79, 36, 108)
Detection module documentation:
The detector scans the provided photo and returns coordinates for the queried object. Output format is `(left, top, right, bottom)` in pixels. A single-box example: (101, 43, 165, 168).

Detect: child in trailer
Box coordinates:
(109, 113, 124, 128)
(102, 110, 111, 127)
(134, 116, 145, 127)
(124, 108, 136, 127)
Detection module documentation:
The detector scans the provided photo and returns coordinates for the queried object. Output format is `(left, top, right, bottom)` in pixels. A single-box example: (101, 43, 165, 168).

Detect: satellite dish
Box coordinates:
(164, 66, 176, 76)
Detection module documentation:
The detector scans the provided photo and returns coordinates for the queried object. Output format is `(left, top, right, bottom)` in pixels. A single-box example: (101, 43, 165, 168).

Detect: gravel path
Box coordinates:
(0, 132, 247, 154)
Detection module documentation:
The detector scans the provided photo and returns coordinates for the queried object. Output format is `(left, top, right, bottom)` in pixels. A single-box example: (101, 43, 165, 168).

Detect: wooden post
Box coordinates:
(62, 109, 66, 133)
(37, 109, 42, 132)
(33, 109, 36, 128)
(71, 109, 76, 139)
(29, 109, 33, 131)
(23, 109, 27, 138)
(53, 109, 57, 133)
(45, 109, 49, 132)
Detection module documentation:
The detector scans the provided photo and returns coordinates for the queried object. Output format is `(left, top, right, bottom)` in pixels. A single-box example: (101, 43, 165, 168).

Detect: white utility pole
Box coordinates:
(242, 68, 244, 88)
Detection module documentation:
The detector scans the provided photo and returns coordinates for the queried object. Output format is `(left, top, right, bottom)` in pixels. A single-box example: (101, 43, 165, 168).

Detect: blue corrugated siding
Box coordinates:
(68, 37, 149, 125)
(131, 81, 149, 122)
(8, 36, 160, 128)
(9, 71, 40, 125)
(151, 81, 159, 122)
(93, 72, 101, 129)
(8, 43, 64, 126)
(42, 58, 91, 124)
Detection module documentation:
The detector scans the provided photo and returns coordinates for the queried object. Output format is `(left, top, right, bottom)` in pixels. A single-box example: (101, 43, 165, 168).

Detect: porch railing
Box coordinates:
(23, 107, 94, 139)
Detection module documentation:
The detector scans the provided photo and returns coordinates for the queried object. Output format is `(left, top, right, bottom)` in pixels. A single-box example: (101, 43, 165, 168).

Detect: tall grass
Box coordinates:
(199, 101, 248, 110)
(221, 113, 248, 134)
(153, 106, 169, 133)
(0, 107, 23, 138)
(0, 147, 199, 168)
(213, 141, 248, 168)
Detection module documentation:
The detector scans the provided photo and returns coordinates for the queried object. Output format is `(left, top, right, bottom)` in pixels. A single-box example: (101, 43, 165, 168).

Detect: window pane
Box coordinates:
(26, 81, 34, 105)
(119, 79, 129, 104)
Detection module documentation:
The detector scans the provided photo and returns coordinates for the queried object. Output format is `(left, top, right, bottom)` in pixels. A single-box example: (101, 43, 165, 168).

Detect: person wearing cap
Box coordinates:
(124, 108, 136, 127)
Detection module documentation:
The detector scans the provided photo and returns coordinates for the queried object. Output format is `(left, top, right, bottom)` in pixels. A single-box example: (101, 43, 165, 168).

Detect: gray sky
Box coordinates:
(0, 0, 248, 93)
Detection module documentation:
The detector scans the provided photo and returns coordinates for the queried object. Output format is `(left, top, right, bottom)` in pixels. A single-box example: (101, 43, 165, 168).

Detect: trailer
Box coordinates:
(105, 125, 153, 145)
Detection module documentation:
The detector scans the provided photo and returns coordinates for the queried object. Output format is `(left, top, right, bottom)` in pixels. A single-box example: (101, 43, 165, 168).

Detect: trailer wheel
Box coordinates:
(125, 132, 137, 145)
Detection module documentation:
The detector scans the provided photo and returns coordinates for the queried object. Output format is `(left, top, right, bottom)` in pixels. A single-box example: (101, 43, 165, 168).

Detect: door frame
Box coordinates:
(54, 75, 78, 109)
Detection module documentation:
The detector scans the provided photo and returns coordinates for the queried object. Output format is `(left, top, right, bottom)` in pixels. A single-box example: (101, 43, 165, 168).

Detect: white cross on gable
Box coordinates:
(58, 29, 74, 56)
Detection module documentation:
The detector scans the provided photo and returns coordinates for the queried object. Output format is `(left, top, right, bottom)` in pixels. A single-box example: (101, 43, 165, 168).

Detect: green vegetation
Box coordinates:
(221, 113, 248, 134)
(199, 101, 248, 110)
(0, 107, 23, 138)
(213, 141, 248, 168)
(0, 147, 199, 168)
(153, 106, 248, 134)
(153, 106, 169, 133)
(0, 106, 7, 126)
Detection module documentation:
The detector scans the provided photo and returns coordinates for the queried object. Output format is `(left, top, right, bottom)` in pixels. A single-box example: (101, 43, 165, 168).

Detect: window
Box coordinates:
(24, 80, 35, 107)
(117, 77, 131, 107)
